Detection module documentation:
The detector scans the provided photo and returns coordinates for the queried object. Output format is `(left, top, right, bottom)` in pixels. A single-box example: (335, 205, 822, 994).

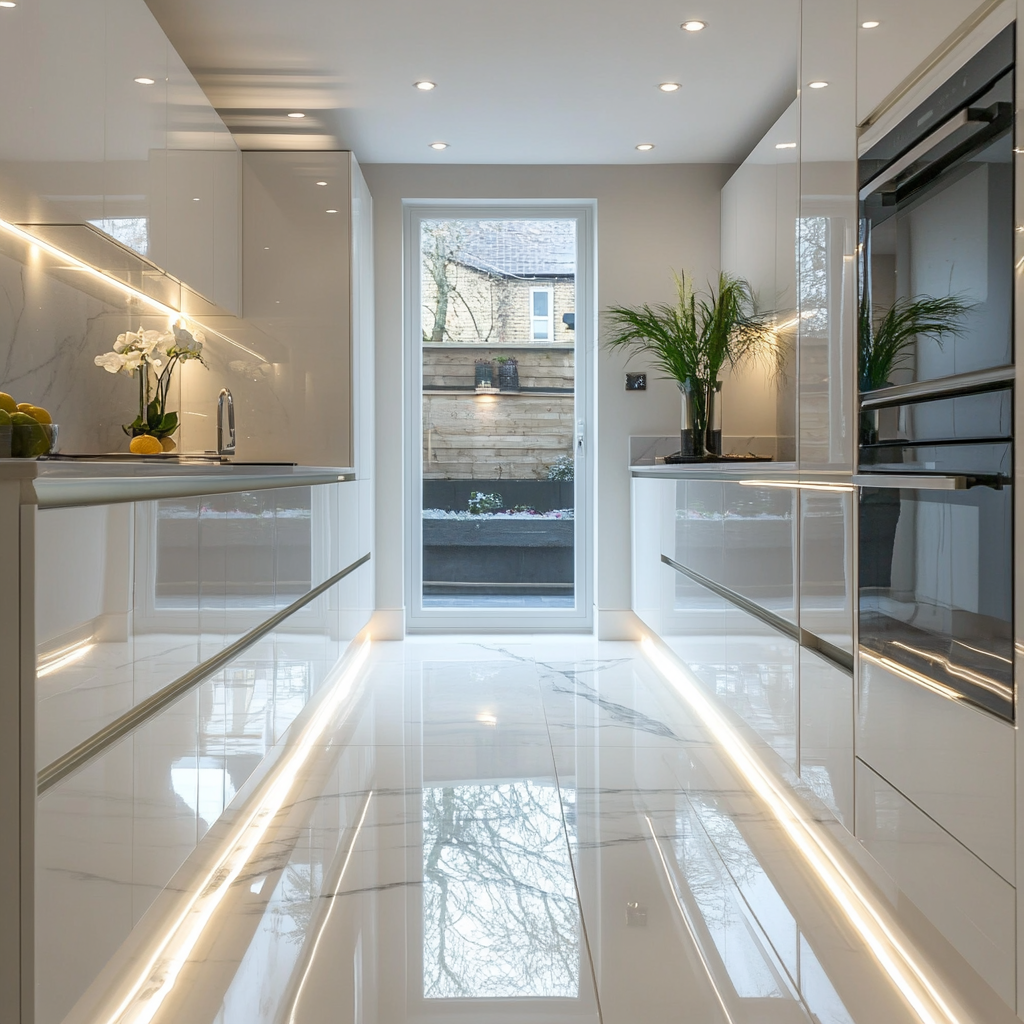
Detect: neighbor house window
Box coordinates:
(530, 287, 554, 341)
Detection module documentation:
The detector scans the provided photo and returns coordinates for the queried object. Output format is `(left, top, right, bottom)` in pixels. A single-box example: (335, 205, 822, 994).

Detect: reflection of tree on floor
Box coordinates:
(422, 781, 580, 999)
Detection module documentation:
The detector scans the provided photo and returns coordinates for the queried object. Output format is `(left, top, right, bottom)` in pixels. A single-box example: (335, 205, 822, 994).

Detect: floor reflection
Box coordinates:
(422, 781, 579, 999)
(44, 638, 1015, 1024)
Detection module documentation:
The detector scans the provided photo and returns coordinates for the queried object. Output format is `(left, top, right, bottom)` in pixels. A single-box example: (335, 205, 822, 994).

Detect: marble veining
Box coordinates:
(43, 637, 1015, 1024)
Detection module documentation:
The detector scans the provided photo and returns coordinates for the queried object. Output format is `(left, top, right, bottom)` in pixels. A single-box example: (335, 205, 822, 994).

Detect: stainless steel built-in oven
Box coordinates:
(857, 26, 1015, 720)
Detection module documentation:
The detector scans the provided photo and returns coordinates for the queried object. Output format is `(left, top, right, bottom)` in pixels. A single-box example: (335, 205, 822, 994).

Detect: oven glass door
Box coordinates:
(860, 69, 1014, 390)
(858, 472, 1013, 719)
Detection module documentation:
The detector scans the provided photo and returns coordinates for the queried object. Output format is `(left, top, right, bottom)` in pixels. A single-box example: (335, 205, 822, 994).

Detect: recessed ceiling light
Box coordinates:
(775, 142, 797, 149)
(263, 246, 270, 250)
(134, 77, 155, 85)
(414, 81, 436, 91)
(326, 209, 339, 214)
(861, 20, 880, 28)
(658, 82, 681, 92)
(636, 143, 655, 151)
(808, 81, 829, 89)
(0, 3, 18, 9)
(192, 197, 200, 202)
(681, 20, 706, 32)
(429, 141, 449, 150)
(315, 180, 327, 186)
(287, 112, 306, 118)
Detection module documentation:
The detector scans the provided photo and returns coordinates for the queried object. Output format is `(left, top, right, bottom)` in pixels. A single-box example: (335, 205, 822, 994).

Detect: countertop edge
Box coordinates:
(630, 463, 855, 482)
(6, 465, 357, 508)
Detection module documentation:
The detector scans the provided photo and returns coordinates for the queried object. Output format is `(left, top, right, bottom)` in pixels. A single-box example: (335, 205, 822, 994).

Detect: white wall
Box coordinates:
(361, 163, 731, 636)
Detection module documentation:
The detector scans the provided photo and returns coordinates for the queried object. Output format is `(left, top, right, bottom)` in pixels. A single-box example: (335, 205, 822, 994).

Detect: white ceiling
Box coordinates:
(142, 0, 799, 164)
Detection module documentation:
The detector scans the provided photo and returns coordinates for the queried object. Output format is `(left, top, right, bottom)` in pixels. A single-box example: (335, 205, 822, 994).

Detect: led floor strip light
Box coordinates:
(95, 635, 372, 1024)
(640, 635, 968, 1024)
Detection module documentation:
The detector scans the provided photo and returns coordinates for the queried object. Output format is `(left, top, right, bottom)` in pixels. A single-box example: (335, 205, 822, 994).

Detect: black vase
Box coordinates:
(497, 358, 520, 392)
(475, 360, 494, 389)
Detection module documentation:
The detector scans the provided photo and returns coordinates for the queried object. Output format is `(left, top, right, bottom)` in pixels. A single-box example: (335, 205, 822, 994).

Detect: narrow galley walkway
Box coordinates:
(61, 637, 1013, 1024)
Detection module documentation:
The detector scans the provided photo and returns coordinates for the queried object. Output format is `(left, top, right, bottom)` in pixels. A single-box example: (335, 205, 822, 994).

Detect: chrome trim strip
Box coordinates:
(660, 555, 854, 677)
(661, 554, 799, 640)
(859, 365, 1014, 409)
(37, 552, 371, 795)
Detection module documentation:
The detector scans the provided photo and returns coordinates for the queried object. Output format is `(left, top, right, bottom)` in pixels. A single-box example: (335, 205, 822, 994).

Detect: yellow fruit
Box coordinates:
(129, 434, 163, 455)
(26, 406, 51, 424)
(0, 393, 15, 414)
(159, 436, 177, 452)
(16, 403, 34, 413)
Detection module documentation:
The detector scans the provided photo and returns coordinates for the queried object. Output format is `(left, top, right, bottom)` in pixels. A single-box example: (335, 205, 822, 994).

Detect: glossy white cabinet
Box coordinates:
(856, 760, 1015, 1006)
(857, 657, 1015, 884)
(800, 487, 853, 653)
(800, 648, 853, 825)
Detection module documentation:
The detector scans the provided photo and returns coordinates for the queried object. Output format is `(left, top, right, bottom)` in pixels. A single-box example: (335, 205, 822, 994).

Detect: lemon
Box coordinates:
(0, 393, 15, 414)
(130, 434, 163, 455)
(159, 436, 177, 452)
(27, 406, 52, 424)
(16, 403, 35, 414)
(11, 412, 48, 457)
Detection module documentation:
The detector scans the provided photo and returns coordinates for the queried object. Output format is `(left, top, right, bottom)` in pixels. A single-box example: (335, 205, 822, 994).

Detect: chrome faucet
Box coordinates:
(217, 388, 236, 456)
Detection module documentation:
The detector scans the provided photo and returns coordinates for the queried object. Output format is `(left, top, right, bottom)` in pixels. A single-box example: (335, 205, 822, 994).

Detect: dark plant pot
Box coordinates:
(475, 360, 494, 388)
(497, 359, 520, 392)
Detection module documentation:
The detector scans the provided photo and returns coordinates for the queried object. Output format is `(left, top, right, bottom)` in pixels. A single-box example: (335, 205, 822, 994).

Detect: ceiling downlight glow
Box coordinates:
(315, 180, 327, 186)
(0, 3, 18, 8)
(641, 635, 972, 1024)
(861, 20, 880, 28)
(809, 81, 829, 89)
(775, 142, 797, 149)
(134, 77, 156, 85)
(659, 82, 681, 92)
(429, 141, 449, 150)
(287, 111, 306, 118)
(414, 80, 436, 90)
(636, 143, 655, 151)
(681, 20, 706, 32)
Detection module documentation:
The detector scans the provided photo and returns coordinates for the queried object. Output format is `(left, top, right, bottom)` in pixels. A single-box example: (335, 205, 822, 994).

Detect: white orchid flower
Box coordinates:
(94, 352, 125, 374)
(138, 329, 164, 355)
(121, 351, 144, 374)
(113, 333, 129, 353)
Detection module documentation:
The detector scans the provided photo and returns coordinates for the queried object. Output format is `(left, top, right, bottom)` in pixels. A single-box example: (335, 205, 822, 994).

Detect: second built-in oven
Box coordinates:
(857, 25, 1015, 720)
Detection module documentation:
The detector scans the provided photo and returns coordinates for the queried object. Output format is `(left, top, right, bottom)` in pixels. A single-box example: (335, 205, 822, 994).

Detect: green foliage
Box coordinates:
(603, 271, 783, 390)
(467, 491, 503, 514)
(547, 455, 574, 481)
(859, 290, 973, 392)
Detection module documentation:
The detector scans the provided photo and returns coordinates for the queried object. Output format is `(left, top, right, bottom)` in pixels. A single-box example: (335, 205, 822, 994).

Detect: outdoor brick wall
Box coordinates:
(422, 263, 575, 344)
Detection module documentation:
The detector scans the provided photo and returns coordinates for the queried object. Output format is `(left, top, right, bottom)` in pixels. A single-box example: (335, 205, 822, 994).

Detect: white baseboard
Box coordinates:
(596, 608, 645, 641)
(369, 607, 405, 640)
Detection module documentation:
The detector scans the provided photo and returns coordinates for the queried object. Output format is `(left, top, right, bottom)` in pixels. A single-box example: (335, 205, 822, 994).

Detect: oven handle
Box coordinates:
(859, 102, 1009, 200)
(853, 474, 967, 490)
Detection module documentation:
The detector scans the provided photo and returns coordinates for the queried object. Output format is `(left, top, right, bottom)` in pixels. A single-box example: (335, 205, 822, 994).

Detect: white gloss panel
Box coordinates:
(631, 477, 672, 633)
(800, 647, 853, 825)
(857, 656, 1015, 883)
(800, 487, 854, 653)
(855, 759, 1016, 1005)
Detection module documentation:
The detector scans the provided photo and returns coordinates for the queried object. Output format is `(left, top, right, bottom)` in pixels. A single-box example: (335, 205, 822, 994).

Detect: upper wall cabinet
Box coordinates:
(799, 0, 857, 471)
(0, 0, 240, 314)
(721, 101, 799, 462)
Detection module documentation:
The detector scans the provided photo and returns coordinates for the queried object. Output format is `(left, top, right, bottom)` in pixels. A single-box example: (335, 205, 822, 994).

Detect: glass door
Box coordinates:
(404, 204, 593, 631)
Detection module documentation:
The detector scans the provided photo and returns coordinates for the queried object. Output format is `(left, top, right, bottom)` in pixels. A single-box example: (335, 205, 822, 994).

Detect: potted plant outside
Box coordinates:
(604, 272, 781, 459)
(495, 355, 520, 393)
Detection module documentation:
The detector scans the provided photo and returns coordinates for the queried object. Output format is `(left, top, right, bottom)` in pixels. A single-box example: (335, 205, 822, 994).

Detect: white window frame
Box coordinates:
(529, 285, 554, 341)
(403, 201, 595, 633)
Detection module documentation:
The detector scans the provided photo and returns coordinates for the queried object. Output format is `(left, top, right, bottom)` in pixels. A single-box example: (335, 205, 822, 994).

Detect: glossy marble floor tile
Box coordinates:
(46, 636, 1015, 1024)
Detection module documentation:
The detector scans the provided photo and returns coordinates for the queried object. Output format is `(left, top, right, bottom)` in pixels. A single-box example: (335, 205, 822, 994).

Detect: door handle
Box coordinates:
(575, 419, 585, 455)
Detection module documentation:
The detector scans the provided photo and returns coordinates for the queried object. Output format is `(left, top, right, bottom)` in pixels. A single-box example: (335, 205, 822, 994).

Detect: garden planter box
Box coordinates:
(423, 517, 573, 593)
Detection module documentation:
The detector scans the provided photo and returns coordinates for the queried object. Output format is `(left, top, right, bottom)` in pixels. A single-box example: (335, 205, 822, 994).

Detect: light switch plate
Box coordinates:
(625, 372, 647, 391)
